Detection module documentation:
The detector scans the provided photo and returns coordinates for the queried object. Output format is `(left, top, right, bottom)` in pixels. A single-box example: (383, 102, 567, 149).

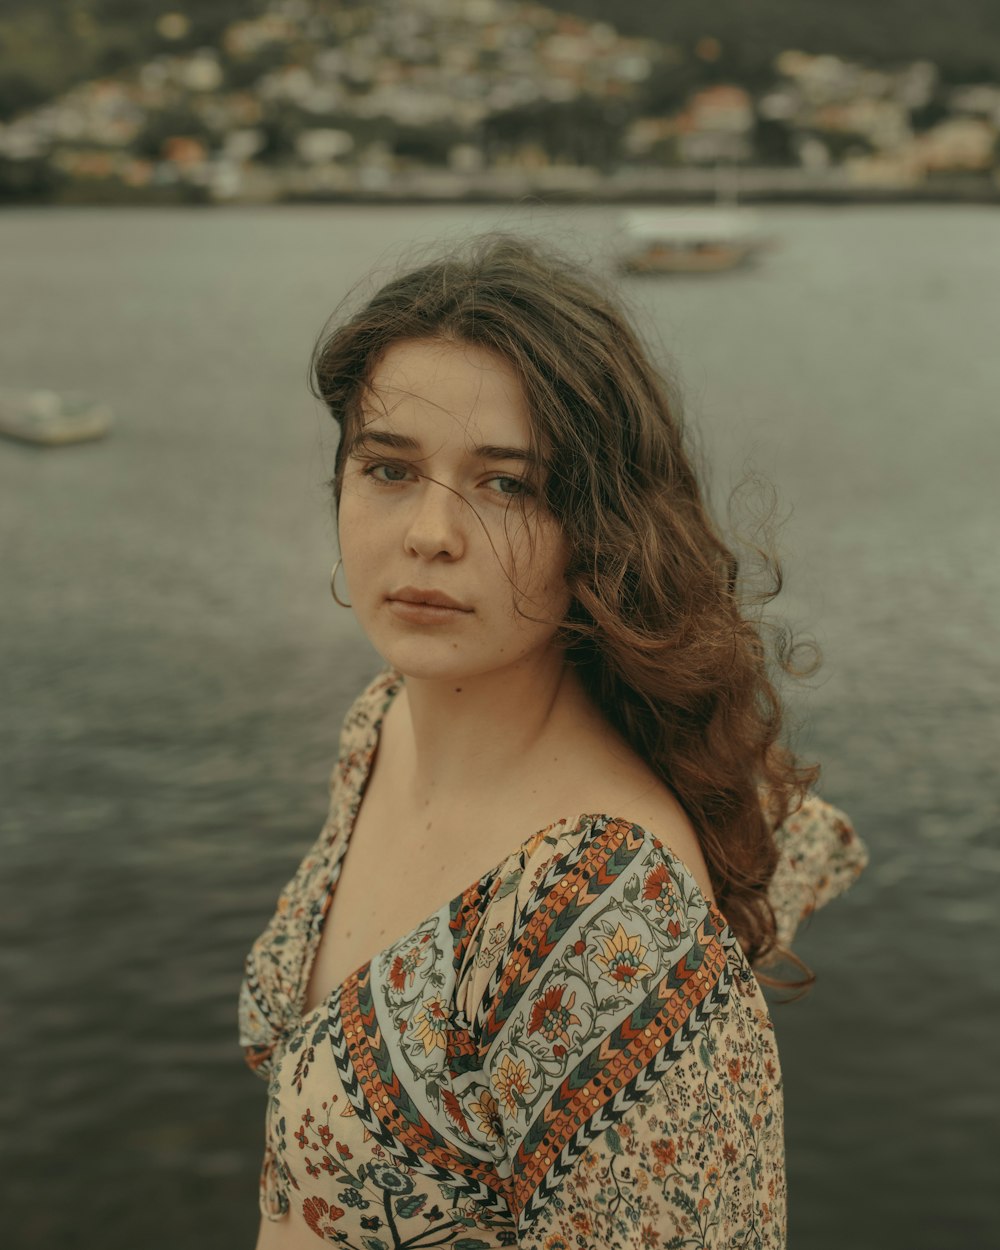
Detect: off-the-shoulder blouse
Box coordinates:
(239, 663, 867, 1248)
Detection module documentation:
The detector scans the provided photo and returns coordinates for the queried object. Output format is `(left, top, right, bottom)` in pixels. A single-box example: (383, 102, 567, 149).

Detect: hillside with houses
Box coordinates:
(1, 0, 998, 203)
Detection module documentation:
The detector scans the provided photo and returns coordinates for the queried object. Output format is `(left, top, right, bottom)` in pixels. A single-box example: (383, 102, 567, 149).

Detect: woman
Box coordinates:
(239, 234, 867, 1249)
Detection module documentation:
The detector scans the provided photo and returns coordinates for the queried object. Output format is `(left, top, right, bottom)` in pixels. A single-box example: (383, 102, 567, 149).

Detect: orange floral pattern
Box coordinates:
(239, 663, 867, 1246)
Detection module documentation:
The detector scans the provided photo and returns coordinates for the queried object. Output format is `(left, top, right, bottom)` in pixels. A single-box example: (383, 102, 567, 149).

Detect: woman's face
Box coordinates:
(337, 337, 572, 682)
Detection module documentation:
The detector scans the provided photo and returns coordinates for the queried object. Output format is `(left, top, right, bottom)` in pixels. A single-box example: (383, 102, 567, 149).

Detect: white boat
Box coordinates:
(0, 390, 113, 446)
(618, 207, 772, 274)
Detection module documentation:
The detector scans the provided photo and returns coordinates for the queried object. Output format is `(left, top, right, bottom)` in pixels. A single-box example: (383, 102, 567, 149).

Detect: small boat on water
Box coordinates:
(0, 389, 113, 446)
(618, 207, 772, 274)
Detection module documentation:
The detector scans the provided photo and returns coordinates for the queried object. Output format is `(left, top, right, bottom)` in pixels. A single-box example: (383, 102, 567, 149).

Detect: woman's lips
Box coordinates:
(388, 587, 471, 610)
(387, 599, 473, 624)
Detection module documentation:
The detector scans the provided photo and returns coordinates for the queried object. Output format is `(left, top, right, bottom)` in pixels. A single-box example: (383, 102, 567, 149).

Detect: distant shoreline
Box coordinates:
(6, 166, 999, 208)
(284, 183, 1000, 207)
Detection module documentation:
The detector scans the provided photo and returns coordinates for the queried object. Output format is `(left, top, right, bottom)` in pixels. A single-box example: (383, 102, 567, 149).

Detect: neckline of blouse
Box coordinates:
(294, 662, 734, 1021)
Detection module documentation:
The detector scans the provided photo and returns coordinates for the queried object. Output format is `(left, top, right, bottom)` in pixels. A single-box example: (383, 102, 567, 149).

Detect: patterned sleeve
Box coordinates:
(463, 816, 787, 1249)
(762, 793, 868, 956)
(237, 666, 392, 1079)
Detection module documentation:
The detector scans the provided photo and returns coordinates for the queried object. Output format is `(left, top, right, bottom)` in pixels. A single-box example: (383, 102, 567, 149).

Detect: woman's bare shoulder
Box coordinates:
(543, 730, 718, 909)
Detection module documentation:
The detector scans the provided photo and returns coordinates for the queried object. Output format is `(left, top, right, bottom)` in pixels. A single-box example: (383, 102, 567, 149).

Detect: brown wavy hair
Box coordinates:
(311, 233, 821, 995)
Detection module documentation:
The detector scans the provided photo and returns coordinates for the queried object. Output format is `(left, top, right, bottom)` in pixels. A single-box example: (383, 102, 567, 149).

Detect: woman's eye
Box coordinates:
(490, 475, 531, 497)
(363, 462, 409, 484)
(361, 462, 531, 497)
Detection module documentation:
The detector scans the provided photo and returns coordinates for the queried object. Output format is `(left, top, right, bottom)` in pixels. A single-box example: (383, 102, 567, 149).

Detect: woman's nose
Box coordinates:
(402, 476, 470, 558)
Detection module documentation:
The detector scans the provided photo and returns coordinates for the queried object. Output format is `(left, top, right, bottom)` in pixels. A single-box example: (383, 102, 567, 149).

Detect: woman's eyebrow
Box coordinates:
(355, 428, 539, 465)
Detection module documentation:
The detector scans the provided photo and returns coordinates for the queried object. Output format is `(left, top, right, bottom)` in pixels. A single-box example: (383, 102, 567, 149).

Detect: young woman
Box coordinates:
(239, 234, 867, 1249)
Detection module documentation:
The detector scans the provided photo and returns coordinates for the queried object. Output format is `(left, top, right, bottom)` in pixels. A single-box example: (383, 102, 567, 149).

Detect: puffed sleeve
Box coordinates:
(465, 815, 786, 1249)
(238, 663, 400, 1079)
(763, 793, 868, 957)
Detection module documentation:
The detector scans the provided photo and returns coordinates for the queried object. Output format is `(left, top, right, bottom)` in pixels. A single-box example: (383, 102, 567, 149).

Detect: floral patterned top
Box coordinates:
(239, 663, 867, 1248)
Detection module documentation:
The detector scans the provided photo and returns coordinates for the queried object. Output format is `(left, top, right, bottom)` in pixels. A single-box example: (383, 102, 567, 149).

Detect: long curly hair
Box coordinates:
(311, 233, 821, 993)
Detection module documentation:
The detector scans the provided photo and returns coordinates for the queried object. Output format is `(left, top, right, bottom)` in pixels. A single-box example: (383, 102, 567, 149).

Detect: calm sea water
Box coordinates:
(1, 204, 997, 1249)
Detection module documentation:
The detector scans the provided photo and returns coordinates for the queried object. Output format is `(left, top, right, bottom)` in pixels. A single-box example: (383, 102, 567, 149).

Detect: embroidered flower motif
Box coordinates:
(491, 1052, 535, 1117)
(337, 1187, 370, 1209)
(479, 921, 508, 968)
(468, 1088, 505, 1145)
(642, 866, 686, 941)
(593, 923, 654, 988)
(442, 1087, 471, 1136)
(302, 1195, 344, 1237)
(527, 984, 582, 1048)
(652, 1138, 677, 1165)
(388, 943, 427, 992)
(410, 995, 450, 1056)
(642, 862, 677, 911)
(366, 1162, 416, 1193)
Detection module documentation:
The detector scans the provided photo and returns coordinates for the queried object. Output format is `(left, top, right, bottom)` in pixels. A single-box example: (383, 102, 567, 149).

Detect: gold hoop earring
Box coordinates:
(330, 557, 352, 608)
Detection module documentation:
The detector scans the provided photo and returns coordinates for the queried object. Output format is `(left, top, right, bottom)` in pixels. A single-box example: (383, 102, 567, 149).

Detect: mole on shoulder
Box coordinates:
(454, 687, 463, 693)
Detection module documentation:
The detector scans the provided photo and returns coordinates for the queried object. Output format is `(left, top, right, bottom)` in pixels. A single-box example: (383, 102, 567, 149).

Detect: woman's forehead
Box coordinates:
(362, 338, 536, 449)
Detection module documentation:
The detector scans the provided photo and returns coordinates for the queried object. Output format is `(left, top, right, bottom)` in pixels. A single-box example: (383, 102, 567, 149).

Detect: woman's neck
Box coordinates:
(386, 653, 607, 812)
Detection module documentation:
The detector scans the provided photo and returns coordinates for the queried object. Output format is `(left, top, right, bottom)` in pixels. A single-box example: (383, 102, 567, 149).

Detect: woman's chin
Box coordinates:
(371, 638, 481, 682)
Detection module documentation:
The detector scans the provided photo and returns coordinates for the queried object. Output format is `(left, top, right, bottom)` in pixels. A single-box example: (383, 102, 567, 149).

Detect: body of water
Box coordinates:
(1, 204, 997, 1248)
